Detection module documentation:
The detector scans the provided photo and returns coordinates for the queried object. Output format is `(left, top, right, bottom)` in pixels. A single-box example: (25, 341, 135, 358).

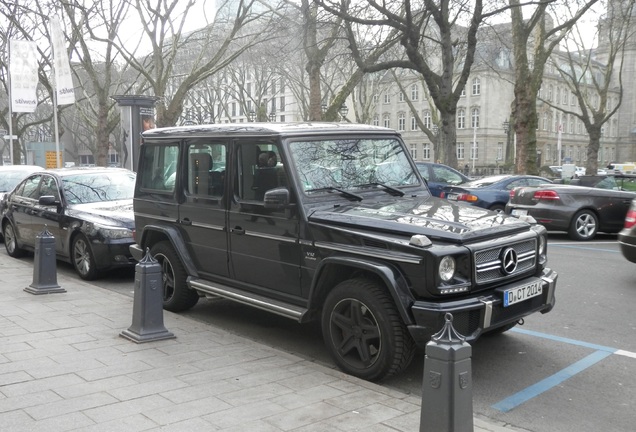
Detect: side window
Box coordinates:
(20, 175, 42, 199)
(140, 143, 179, 192)
(39, 175, 60, 200)
(235, 142, 287, 201)
(506, 179, 527, 190)
(433, 166, 462, 185)
(187, 142, 226, 197)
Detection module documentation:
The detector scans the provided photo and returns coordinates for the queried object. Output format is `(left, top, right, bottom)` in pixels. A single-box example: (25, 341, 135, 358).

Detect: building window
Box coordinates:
(398, 113, 406, 131)
(423, 111, 431, 129)
(373, 94, 379, 103)
(556, 87, 561, 104)
(399, 92, 405, 102)
(563, 89, 568, 105)
(411, 84, 418, 101)
(457, 109, 465, 129)
(470, 142, 479, 160)
(542, 112, 548, 130)
(373, 115, 379, 126)
(460, 88, 466, 97)
(571, 92, 576, 105)
(472, 77, 480, 95)
(548, 85, 553, 101)
(279, 96, 285, 111)
(384, 93, 391, 104)
(546, 144, 551, 161)
(457, 142, 465, 160)
(471, 108, 479, 128)
(497, 142, 503, 161)
(411, 116, 417, 131)
(423, 143, 430, 160)
(410, 144, 417, 160)
(383, 114, 390, 128)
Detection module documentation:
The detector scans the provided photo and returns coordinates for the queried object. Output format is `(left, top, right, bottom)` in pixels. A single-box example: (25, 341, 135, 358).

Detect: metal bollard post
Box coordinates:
(420, 313, 473, 432)
(24, 226, 66, 295)
(120, 248, 175, 343)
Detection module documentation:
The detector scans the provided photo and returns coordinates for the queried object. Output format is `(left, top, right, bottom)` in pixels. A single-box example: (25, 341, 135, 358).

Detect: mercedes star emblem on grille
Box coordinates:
(501, 247, 518, 275)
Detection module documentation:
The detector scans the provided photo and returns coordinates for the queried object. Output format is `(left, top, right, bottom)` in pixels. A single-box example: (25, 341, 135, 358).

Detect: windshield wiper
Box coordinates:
(305, 186, 363, 201)
(354, 182, 405, 197)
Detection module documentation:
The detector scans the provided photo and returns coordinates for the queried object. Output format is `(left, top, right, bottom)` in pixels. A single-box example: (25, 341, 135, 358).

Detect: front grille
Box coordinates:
(474, 239, 536, 284)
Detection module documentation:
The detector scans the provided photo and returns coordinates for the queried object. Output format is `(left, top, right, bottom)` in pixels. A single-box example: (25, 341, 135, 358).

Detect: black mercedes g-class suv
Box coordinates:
(131, 123, 557, 381)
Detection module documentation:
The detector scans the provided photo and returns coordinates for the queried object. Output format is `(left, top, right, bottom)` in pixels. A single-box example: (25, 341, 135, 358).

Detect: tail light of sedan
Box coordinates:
(625, 206, 636, 229)
(532, 190, 560, 201)
(444, 193, 478, 203)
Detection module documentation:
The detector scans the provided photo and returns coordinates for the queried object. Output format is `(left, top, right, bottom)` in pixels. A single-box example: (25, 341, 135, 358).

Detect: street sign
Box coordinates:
(3, 135, 18, 140)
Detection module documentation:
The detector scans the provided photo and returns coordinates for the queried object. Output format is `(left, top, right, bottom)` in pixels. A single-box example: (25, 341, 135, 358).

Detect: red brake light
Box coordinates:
(509, 189, 516, 199)
(533, 190, 560, 201)
(625, 209, 636, 229)
(440, 192, 446, 198)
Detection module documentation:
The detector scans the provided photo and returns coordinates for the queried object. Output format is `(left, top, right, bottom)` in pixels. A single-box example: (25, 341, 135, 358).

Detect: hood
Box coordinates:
(308, 196, 528, 243)
(68, 199, 135, 227)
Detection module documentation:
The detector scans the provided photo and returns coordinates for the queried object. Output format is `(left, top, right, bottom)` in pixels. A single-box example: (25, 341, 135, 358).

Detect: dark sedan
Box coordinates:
(2, 168, 137, 279)
(618, 198, 636, 263)
(441, 174, 552, 212)
(415, 161, 470, 197)
(506, 175, 636, 240)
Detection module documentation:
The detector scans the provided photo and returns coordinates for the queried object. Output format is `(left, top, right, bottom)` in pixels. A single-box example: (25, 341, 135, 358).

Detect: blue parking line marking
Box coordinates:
(492, 350, 613, 412)
(510, 328, 618, 353)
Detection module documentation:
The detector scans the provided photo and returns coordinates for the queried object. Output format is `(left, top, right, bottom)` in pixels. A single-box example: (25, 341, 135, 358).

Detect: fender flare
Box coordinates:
(138, 224, 199, 277)
(309, 256, 415, 325)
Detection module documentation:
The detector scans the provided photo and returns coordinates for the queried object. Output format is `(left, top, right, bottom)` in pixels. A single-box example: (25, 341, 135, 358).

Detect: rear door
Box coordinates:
(6, 174, 42, 246)
(177, 140, 230, 278)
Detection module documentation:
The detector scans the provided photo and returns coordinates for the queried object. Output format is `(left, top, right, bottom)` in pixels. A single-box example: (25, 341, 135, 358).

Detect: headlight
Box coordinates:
(538, 235, 546, 255)
(439, 256, 456, 282)
(85, 222, 133, 240)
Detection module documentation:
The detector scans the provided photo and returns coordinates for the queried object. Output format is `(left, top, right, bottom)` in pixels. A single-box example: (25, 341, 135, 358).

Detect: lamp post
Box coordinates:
(472, 125, 477, 176)
(339, 104, 349, 122)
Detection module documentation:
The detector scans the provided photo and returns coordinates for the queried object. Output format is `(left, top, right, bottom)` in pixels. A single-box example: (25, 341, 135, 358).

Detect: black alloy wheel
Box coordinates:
(150, 241, 199, 312)
(321, 278, 415, 381)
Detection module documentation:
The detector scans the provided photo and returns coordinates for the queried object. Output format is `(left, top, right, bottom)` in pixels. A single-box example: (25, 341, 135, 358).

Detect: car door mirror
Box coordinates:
(264, 187, 290, 209)
(38, 195, 58, 206)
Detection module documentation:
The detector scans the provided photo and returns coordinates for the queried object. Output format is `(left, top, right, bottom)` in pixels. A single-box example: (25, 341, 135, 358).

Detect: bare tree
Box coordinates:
(543, 1, 634, 174)
(508, 0, 599, 174)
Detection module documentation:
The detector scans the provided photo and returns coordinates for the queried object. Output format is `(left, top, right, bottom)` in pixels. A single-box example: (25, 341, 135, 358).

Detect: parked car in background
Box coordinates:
(0, 165, 43, 201)
(506, 174, 636, 240)
(618, 198, 636, 263)
(441, 174, 552, 212)
(1, 168, 137, 279)
(415, 161, 470, 197)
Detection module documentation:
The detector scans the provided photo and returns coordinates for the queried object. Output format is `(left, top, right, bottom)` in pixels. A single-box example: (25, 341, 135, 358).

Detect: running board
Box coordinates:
(188, 277, 307, 321)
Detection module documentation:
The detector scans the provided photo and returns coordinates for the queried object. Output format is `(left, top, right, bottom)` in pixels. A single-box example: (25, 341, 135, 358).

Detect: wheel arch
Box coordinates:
(307, 256, 415, 326)
(138, 224, 199, 277)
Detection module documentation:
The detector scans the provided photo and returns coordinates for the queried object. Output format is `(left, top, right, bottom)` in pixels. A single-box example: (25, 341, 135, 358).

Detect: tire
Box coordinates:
(489, 204, 505, 213)
(568, 209, 598, 241)
(150, 241, 199, 312)
(72, 234, 100, 280)
(3, 222, 26, 258)
(321, 278, 416, 381)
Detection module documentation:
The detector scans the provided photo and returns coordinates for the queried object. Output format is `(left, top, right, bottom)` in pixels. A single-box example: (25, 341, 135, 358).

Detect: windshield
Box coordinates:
(62, 171, 136, 204)
(288, 138, 418, 193)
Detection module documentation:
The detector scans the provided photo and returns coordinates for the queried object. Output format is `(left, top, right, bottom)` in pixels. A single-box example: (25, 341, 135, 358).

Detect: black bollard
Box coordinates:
(24, 226, 66, 295)
(420, 313, 473, 432)
(120, 248, 175, 343)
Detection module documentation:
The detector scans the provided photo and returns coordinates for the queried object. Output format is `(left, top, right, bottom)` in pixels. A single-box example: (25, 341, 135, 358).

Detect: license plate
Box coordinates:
(503, 281, 542, 307)
(511, 209, 527, 216)
(446, 193, 458, 200)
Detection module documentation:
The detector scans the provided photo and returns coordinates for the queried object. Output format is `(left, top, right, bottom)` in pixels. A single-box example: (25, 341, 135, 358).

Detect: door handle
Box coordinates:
(231, 226, 245, 235)
(179, 218, 192, 226)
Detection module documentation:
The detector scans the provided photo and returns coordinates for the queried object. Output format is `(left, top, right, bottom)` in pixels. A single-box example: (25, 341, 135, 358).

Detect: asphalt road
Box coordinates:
(58, 232, 636, 432)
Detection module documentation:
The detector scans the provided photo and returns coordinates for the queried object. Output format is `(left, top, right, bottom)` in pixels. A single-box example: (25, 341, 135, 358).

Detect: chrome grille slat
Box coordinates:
(474, 239, 537, 284)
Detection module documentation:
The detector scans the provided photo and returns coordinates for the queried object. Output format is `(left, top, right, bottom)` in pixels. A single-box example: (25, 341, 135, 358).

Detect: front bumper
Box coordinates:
(407, 267, 558, 345)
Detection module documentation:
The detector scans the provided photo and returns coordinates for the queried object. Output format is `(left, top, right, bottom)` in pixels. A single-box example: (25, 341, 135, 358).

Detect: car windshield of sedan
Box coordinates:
(288, 138, 418, 193)
(62, 171, 136, 204)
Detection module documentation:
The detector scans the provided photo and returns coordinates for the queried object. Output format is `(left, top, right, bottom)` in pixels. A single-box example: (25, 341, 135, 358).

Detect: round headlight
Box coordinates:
(538, 235, 546, 255)
(439, 256, 456, 282)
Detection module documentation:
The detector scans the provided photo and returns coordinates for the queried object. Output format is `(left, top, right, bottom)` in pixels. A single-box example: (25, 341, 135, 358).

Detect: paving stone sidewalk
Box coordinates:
(0, 254, 529, 431)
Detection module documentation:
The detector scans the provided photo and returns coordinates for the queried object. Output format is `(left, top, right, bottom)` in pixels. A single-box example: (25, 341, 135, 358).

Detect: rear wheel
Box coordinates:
(321, 278, 415, 381)
(568, 210, 598, 241)
(150, 241, 199, 312)
(489, 204, 505, 213)
(3, 222, 26, 258)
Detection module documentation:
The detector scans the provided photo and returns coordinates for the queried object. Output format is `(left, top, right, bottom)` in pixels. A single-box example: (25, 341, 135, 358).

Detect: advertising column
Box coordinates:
(111, 95, 159, 172)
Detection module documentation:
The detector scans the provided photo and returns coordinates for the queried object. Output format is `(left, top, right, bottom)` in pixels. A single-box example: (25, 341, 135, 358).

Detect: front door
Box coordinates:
(227, 140, 302, 299)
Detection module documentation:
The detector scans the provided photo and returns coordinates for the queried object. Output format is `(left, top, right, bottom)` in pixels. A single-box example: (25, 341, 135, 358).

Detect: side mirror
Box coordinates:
(38, 195, 58, 206)
(264, 187, 290, 209)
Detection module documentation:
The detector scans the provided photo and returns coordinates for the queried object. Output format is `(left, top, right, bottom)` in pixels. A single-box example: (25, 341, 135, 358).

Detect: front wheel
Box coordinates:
(150, 241, 199, 312)
(568, 210, 598, 241)
(321, 278, 415, 381)
(72, 234, 100, 280)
